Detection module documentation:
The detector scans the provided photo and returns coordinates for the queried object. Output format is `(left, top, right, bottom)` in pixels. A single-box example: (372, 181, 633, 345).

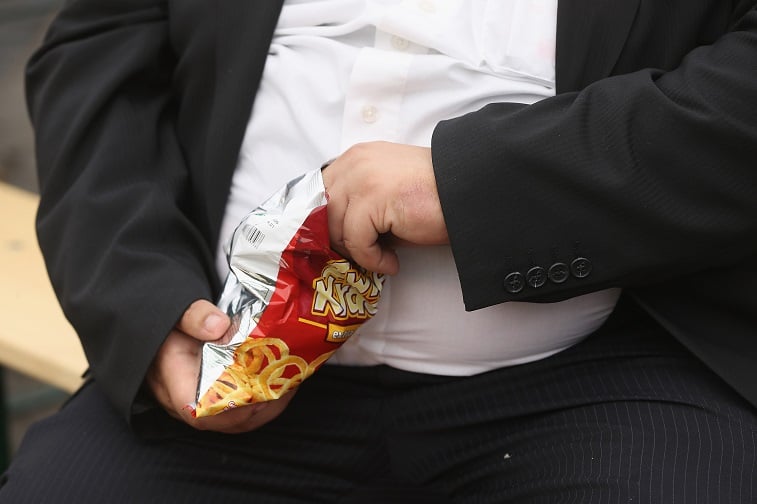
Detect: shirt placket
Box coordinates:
(340, 1, 443, 150)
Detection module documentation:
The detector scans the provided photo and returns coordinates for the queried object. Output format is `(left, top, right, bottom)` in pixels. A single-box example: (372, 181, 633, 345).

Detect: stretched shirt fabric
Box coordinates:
(218, 0, 621, 376)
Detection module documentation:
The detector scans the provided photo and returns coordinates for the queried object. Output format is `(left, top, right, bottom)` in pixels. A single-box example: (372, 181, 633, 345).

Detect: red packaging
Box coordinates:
(193, 169, 383, 417)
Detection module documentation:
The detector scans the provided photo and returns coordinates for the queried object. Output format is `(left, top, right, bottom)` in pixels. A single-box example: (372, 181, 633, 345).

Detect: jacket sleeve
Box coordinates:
(25, 0, 218, 425)
(431, 3, 757, 311)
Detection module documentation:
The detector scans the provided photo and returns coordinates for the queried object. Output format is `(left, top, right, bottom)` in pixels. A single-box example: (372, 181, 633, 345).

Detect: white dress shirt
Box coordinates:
(218, 0, 622, 376)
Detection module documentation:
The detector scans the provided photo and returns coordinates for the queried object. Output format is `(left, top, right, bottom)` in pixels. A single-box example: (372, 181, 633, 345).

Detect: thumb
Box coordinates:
(176, 299, 231, 342)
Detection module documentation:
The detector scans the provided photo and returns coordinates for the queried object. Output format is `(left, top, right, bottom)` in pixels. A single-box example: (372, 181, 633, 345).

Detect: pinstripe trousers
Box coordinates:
(2, 298, 756, 503)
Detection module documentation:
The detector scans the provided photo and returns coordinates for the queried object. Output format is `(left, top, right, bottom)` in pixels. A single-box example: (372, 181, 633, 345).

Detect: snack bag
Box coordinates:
(193, 169, 383, 417)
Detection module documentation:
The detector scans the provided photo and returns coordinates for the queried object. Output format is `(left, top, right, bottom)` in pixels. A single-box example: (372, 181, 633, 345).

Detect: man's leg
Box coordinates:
(384, 298, 757, 503)
(0, 366, 449, 504)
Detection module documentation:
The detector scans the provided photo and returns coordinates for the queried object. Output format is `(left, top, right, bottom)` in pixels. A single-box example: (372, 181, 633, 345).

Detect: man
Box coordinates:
(2, 0, 757, 502)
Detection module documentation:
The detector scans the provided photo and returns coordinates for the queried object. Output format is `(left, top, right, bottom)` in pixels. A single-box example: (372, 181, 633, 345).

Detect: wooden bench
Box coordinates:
(0, 181, 88, 468)
(0, 181, 87, 393)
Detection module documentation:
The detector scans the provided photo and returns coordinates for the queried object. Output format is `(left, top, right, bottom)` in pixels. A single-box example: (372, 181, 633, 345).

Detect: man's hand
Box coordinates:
(322, 141, 449, 275)
(146, 299, 296, 433)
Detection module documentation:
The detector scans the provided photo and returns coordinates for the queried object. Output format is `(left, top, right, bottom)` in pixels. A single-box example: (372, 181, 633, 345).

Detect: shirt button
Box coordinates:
(361, 105, 378, 124)
(418, 0, 436, 13)
(391, 35, 410, 51)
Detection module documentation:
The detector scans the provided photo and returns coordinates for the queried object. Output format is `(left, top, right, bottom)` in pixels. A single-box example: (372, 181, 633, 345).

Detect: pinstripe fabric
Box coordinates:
(2, 299, 756, 503)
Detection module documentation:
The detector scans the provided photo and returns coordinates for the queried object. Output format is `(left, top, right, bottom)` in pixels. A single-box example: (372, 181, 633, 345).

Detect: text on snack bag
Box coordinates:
(311, 260, 383, 320)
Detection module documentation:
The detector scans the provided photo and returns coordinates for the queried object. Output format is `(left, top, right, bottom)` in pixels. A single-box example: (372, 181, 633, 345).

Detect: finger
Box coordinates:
(147, 330, 263, 430)
(187, 401, 270, 432)
(342, 200, 399, 275)
(160, 331, 202, 399)
(178, 299, 230, 341)
(323, 171, 346, 252)
(190, 390, 297, 434)
(145, 329, 204, 419)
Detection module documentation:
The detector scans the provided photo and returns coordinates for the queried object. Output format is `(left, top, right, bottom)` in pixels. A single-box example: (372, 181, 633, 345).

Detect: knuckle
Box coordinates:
(343, 142, 372, 163)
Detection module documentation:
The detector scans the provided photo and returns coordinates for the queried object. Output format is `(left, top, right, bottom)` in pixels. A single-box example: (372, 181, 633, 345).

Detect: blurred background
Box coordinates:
(1, 0, 66, 458)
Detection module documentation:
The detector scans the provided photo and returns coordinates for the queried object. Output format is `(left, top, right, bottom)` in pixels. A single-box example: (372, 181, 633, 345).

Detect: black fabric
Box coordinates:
(16, 2, 757, 501)
(24, 0, 757, 428)
(3, 300, 756, 503)
(431, 1, 757, 407)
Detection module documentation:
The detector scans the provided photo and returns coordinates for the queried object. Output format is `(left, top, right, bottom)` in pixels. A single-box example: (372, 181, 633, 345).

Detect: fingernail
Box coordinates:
(203, 313, 224, 334)
(182, 404, 197, 419)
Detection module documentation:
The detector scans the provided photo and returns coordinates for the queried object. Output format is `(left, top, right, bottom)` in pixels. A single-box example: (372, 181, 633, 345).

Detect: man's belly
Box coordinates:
(328, 245, 622, 375)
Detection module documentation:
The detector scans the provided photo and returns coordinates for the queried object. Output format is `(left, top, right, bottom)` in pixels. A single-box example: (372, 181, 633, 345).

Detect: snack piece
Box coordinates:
(194, 169, 383, 417)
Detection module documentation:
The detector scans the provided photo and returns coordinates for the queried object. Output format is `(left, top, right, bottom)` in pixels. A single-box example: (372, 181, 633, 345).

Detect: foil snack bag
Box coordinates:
(193, 169, 384, 417)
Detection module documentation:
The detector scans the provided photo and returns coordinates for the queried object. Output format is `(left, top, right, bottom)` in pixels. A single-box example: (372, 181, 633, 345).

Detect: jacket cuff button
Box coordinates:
(570, 257, 593, 278)
(526, 266, 547, 288)
(504, 272, 525, 294)
(548, 262, 569, 283)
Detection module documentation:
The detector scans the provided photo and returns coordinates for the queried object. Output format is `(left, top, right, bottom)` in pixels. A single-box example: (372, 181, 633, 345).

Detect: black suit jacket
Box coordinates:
(26, 0, 757, 426)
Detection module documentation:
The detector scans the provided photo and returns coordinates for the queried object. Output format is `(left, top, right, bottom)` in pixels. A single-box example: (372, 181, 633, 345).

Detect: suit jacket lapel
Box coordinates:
(203, 0, 284, 247)
(556, 0, 640, 93)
